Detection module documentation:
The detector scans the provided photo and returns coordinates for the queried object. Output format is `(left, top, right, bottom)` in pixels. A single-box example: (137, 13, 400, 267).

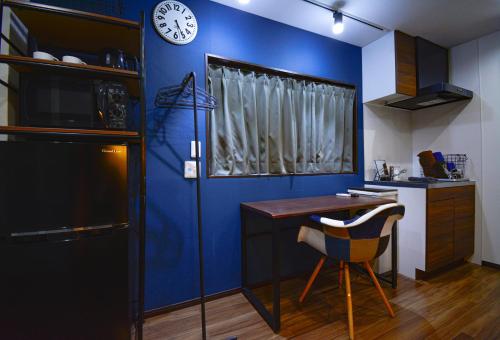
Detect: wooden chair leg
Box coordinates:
(299, 256, 326, 304)
(344, 263, 354, 340)
(364, 261, 395, 318)
(338, 260, 344, 288)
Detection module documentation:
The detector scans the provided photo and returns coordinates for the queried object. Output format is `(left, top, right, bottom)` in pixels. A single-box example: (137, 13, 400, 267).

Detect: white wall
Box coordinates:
(362, 31, 396, 103)
(363, 104, 412, 181)
(478, 31, 500, 265)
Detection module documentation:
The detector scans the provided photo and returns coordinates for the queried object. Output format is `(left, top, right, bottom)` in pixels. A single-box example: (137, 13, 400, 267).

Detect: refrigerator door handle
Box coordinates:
(10, 223, 128, 238)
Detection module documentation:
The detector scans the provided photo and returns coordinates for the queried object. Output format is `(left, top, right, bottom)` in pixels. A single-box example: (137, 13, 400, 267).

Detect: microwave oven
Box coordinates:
(19, 74, 128, 130)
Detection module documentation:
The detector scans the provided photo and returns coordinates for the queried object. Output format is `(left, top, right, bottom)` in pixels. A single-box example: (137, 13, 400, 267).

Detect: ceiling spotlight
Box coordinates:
(332, 11, 344, 34)
(238, 0, 250, 4)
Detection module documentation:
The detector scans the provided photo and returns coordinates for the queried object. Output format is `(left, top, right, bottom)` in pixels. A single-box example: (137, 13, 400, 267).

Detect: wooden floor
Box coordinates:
(144, 263, 500, 339)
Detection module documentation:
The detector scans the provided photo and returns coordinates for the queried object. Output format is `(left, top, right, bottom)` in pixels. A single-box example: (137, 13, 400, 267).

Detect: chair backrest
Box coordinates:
(312, 204, 405, 262)
(341, 204, 405, 240)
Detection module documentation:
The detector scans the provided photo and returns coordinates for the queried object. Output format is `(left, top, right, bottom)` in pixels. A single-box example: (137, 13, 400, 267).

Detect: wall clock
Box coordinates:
(153, 1, 198, 45)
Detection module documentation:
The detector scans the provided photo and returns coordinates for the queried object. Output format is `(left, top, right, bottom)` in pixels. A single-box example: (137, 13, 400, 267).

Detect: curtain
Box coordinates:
(207, 64, 355, 176)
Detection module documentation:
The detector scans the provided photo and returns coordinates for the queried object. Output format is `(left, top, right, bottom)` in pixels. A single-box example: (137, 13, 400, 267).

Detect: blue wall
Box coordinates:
(122, 0, 365, 310)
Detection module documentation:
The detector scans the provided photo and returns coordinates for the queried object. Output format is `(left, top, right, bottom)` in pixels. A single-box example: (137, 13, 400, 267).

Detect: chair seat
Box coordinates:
(298, 225, 391, 262)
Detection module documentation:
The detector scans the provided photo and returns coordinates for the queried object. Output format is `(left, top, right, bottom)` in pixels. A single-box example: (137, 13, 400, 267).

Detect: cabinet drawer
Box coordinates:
(428, 187, 455, 202)
(428, 185, 475, 202)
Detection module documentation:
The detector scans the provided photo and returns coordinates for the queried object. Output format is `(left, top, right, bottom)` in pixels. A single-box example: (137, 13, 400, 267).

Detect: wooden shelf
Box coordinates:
(0, 125, 140, 141)
(4, 0, 141, 56)
(0, 54, 140, 97)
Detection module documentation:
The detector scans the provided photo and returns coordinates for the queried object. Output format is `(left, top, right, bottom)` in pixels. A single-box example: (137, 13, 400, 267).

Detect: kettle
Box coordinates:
(101, 49, 139, 71)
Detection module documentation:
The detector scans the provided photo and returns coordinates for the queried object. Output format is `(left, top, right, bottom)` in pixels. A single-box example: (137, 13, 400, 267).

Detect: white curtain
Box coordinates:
(208, 64, 355, 176)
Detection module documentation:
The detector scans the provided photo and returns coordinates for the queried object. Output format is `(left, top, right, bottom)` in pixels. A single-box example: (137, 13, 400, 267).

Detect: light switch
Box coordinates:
(184, 161, 200, 179)
(191, 141, 201, 159)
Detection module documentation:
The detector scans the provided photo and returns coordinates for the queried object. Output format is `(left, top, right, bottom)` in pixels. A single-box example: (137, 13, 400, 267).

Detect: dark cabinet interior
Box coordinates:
(416, 37, 449, 89)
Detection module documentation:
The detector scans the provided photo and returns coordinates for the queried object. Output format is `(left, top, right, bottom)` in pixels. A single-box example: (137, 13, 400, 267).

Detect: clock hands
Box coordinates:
(174, 19, 185, 39)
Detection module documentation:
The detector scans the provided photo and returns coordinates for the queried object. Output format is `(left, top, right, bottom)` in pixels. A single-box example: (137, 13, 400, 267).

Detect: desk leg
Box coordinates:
(391, 222, 398, 288)
(241, 209, 248, 288)
(240, 212, 281, 333)
(272, 220, 281, 332)
(354, 221, 398, 289)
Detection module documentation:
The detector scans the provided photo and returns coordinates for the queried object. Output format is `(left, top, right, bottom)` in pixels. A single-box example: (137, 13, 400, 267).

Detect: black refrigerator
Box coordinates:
(0, 141, 131, 340)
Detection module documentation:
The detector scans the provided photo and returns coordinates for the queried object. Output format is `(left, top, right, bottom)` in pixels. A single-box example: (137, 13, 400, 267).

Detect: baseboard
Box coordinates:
(482, 260, 500, 270)
(144, 287, 242, 319)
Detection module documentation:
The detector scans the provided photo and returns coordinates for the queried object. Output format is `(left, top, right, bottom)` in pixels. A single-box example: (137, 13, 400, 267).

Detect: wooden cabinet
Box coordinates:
(395, 31, 417, 97)
(426, 185, 475, 272)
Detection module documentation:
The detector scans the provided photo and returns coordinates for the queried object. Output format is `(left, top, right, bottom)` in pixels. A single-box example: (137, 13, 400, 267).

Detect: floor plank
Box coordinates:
(144, 263, 500, 339)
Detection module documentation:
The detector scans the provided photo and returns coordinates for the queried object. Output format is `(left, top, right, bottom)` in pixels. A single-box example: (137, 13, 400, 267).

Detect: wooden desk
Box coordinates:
(240, 195, 396, 333)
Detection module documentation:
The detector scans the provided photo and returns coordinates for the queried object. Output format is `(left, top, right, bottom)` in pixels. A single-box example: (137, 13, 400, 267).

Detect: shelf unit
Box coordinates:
(4, 0, 140, 55)
(0, 54, 141, 96)
(0, 125, 141, 140)
(0, 1, 147, 339)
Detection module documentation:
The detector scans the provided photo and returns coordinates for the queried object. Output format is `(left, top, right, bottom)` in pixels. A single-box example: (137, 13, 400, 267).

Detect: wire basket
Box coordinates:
(419, 153, 468, 179)
(444, 154, 468, 179)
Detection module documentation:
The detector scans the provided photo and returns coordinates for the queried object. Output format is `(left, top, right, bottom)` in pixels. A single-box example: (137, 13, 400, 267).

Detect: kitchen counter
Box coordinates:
(365, 180, 475, 189)
(366, 180, 476, 280)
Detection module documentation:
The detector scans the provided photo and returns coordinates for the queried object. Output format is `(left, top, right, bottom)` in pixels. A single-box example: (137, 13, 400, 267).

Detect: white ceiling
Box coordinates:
(210, 0, 500, 47)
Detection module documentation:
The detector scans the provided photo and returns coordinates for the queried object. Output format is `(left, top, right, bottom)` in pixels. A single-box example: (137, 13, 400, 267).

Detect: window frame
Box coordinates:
(204, 53, 358, 179)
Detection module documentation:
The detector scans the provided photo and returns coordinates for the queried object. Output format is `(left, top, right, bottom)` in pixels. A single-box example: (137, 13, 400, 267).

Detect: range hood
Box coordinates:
(386, 37, 473, 110)
(386, 83, 473, 110)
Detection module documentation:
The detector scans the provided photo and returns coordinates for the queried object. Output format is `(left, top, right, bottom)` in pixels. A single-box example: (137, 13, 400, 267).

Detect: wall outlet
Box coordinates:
(184, 161, 200, 179)
(191, 141, 201, 159)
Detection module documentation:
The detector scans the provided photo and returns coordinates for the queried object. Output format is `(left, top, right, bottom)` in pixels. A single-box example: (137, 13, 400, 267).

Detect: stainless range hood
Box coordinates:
(387, 83, 473, 110)
(386, 37, 473, 110)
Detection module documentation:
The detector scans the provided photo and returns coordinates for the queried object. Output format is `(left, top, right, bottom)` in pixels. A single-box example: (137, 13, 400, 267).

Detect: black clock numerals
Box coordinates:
(158, 3, 183, 14)
(154, 1, 196, 43)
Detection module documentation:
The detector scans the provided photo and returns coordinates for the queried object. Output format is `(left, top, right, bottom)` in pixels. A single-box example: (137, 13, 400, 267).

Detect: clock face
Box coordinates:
(153, 1, 198, 45)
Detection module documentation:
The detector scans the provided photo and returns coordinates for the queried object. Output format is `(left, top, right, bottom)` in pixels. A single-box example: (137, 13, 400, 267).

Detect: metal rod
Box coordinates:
(301, 0, 387, 32)
(137, 10, 147, 340)
(192, 71, 207, 340)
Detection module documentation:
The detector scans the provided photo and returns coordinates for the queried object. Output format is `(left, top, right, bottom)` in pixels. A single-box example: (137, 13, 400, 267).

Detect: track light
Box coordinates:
(302, 0, 386, 34)
(332, 11, 344, 35)
(238, 0, 250, 4)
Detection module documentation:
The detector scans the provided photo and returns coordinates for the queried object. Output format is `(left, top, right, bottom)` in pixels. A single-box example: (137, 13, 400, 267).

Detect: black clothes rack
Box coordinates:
(155, 72, 216, 340)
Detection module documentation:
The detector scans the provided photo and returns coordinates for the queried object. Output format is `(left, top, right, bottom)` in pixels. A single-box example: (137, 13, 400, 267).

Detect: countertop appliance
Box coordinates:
(0, 141, 130, 339)
(387, 37, 473, 110)
(19, 74, 129, 130)
(20, 74, 104, 129)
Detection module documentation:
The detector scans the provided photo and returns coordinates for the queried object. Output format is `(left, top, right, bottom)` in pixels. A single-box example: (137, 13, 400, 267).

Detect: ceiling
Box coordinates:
(210, 0, 500, 47)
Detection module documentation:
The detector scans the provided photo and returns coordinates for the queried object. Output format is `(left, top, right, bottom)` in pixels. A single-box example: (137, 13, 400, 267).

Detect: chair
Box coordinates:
(297, 203, 405, 339)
